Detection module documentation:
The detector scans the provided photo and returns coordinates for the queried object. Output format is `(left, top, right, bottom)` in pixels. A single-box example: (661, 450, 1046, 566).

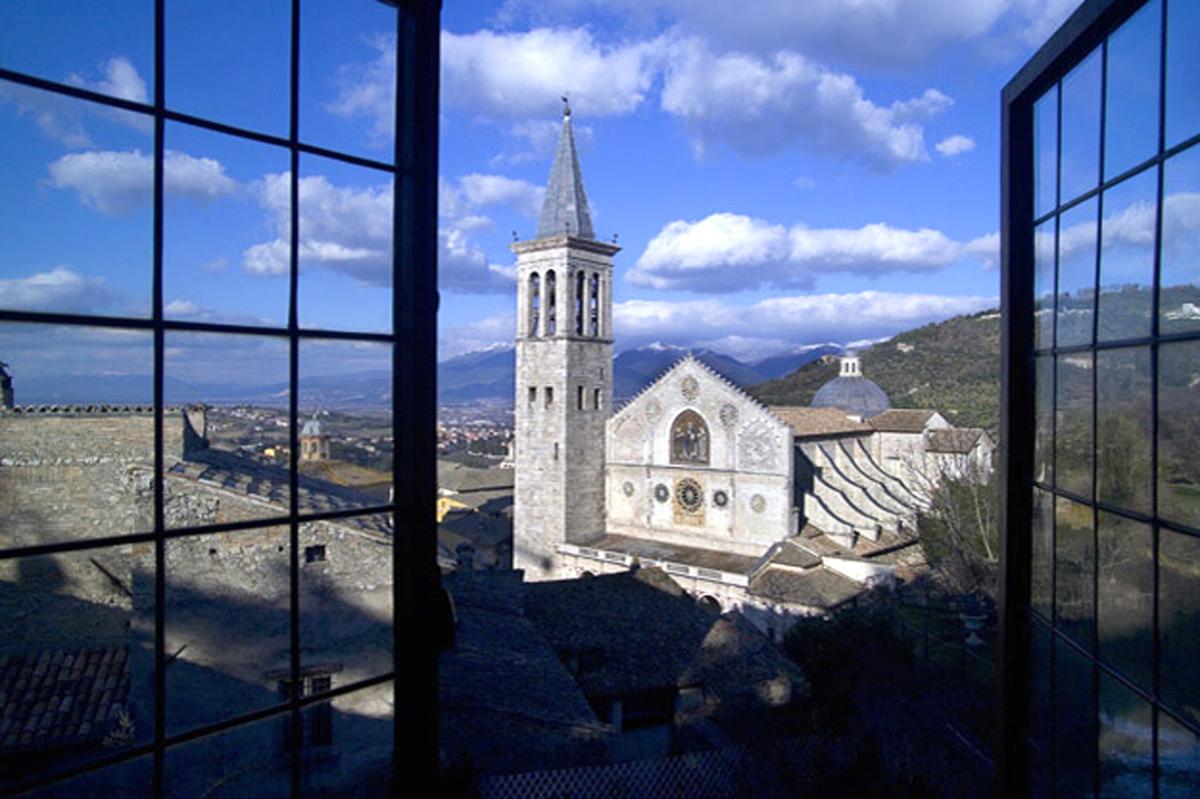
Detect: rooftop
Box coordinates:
(927, 428, 987, 454)
(535, 102, 595, 241)
(768, 406, 872, 438)
(868, 409, 939, 433)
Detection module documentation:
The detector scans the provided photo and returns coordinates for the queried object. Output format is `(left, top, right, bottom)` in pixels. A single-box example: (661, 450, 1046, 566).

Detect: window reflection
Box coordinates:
(1165, 0, 1200, 149)
(1159, 528, 1200, 731)
(1035, 86, 1059, 219)
(1096, 347, 1151, 514)
(1055, 352, 1092, 499)
(1034, 219, 1056, 349)
(1158, 143, 1200, 336)
(1096, 512, 1152, 689)
(1098, 673, 1153, 799)
(1057, 198, 1097, 348)
(1158, 340, 1200, 528)
(1098, 168, 1157, 341)
(1054, 496, 1094, 649)
(1060, 49, 1102, 205)
(1104, 0, 1161, 180)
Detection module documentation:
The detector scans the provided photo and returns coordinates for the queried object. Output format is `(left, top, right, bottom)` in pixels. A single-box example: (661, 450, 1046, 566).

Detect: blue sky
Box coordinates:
(0, 0, 1100, 390)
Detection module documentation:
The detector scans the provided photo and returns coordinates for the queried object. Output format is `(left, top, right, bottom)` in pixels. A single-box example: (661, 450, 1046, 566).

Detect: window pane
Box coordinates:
(1096, 512, 1152, 690)
(1029, 616, 1054, 799)
(0, 548, 153, 793)
(0, 323, 154, 549)
(1158, 340, 1200, 527)
(1158, 143, 1200, 336)
(1057, 198, 1098, 348)
(1104, 0, 1161, 179)
(1056, 352, 1093, 499)
(299, 339, 393, 513)
(1097, 167, 1156, 342)
(1096, 347, 1151, 514)
(1032, 487, 1054, 618)
(1055, 496, 1094, 649)
(1035, 355, 1054, 486)
(1035, 218, 1057, 349)
(165, 527, 291, 735)
(165, 712, 291, 797)
(0, 80, 152, 317)
(298, 154, 393, 333)
(300, 681, 394, 796)
(0, 2, 152, 105)
(1165, 0, 1200, 149)
(1055, 636, 1097, 799)
(1061, 49, 1103, 205)
(1159, 711, 1200, 797)
(164, 0, 290, 136)
(1098, 672, 1152, 798)
(164, 123, 290, 327)
(300, 0, 397, 161)
(1035, 85, 1059, 218)
(1159, 528, 1200, 730)
(18, 754, 152, 799)
(163, 332, 292, 529)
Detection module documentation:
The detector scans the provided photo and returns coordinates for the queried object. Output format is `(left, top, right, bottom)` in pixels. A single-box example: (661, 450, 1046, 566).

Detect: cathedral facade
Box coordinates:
(512, 110, 994, 635)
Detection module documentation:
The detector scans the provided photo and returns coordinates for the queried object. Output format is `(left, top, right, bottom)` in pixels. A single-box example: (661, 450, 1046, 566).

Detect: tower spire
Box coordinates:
(536, 99, 594, 240)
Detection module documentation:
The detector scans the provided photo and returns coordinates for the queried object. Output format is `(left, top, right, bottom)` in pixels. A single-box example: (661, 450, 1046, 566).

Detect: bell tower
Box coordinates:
(512, 101, 618, 580)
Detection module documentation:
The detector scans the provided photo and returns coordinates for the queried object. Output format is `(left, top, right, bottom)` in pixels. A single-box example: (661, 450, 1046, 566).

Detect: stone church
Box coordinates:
(513, 108, 995, 638)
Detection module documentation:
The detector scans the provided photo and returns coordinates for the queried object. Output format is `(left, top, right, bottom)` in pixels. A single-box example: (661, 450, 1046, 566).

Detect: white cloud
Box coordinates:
(325, 34, 396, 147)
(935, 134, 976, 157)
(458, 173, 544, 217)
(659, 38, 950, 166)
(0, 267, 110, 313)
(613, 291, 995, 356)
(442, 27, 661, 119)
(629, 211, 984, 292)
(439, 313, 517, 360)
(69, 57, 149, 104)
(792, 176, 815, 190)
(47, 149, 236, 214)
(164, 299, 202, 317)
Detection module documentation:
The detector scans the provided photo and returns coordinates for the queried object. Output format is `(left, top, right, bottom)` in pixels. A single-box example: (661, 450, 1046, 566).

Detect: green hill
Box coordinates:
(749, 310, 1001, 431)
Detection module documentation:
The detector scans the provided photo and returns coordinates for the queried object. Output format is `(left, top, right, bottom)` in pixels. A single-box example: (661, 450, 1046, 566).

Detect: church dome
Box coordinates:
(811, 354, 890, 419)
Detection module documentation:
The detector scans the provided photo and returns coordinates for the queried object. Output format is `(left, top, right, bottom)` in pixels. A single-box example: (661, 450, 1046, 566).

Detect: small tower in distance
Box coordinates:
(512, 99, 619, 581)
(0, 362, 12, 410)
(300, 412, 330, 463)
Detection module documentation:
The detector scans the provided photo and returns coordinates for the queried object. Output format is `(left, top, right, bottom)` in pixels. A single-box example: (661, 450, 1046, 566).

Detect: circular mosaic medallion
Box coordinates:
(681, 376, 700, 402)
(750, 494, 766, 514)
(654, 483, 670, 503)
(644, 399, 663, 424)
(719, 403, 739, 428)
(622, 481, 635, 497)
(713, 489, 729, 508)
(676, 478, 704, 513)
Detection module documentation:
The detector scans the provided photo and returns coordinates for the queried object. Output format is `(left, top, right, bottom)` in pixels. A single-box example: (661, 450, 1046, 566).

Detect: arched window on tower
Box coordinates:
(670, 409, 710, 465)
(575, 271, 585, 335)
(546, 270, 557, 335)
(589, 273, 600, 337)
(529, 272, 540, 336)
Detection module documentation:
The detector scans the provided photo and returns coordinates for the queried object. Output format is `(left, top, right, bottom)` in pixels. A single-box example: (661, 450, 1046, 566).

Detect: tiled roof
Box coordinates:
(580, 533, 759, 575)
(927, 428, 986, 454)
(768, 406, 872, 438)
(868, 409, 937, 433)
(436, 461, 514, 494)
(764, 540, 822, 570)
(749, 567, 865, 610)
(0, 646, 129, 755)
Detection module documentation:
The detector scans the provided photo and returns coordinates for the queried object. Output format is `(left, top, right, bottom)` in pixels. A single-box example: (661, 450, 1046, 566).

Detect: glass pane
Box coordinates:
(1035, 355, 1054, 486)
(1057, 198, 1098, 348)
(1159, 143, 1200, 336)
(299, 515, 393, 682)
(1032, 487, 1054, 617)
(1061, 48, 1103, 205)
(1104, 0, 1161, 179)
(297, 154, 393, 333)
(165, 527, 291, 735)
(300, 681, 394, 797)
(164, 712, 291, 798)
(1056, 496, 1094, 649)
(0, 323, 153, 549)
(0, 80, 152, 317)
(300, 0, 397, 161)
(164, 0, 290, 136)
(1035, 218, 1057, 349)
(17, 754, 152, 799)
(1165, 0, 1200, 149)
(1158, 340, 1200, 527)
(1159, 712, 1200, 798)
(163, 332, 291, 529)
(299, 339, 393, 512)
(0, 2, 152, 105)
(1096, 348, 1151, 514)
(1056, 352, 1093, 499)
(1098, 673, 1153, 798)
(1029, 617, 1054, 798)
(1097, 168, 1157, 341)
(1035, 85, 1059, 218)
(1055, 636, 1097, 799)
(164, 122, 290, 327)
(0, 548, 153, 794)
(1096, 512, 1152, 689)
(1159, 528, 1200, 730)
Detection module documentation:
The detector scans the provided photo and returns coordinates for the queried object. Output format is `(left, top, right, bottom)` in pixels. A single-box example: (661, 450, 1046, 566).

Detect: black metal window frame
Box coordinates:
(1000, 0, 1200, 795)
(0, 0, 440, 794)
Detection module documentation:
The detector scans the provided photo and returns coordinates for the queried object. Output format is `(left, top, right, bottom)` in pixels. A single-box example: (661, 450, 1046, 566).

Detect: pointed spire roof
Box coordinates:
(536, 99, 595, 240)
